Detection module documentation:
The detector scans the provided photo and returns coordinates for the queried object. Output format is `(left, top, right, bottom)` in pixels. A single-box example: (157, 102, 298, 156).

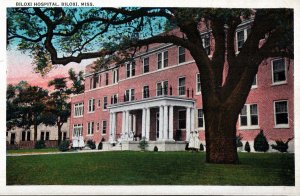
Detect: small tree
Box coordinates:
(35, 140, 45, 149)
(254, 130, 269, 152)
(200, 143, 204, 151)
(236, 134, 243, 148)
(59, 140, 70, 152)
(138, 137, 148, 151)
(245, 141, 251, 153)
(271, 137, 293, 153)
(154, 146, 158, 152)
(86, 140, 96, 149)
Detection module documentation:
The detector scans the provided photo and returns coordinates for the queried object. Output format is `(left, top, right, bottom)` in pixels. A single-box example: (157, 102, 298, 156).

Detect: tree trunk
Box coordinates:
(204, 105, 240, 164)
(33, 123, 38, 141)
(57, 124, 62, 145)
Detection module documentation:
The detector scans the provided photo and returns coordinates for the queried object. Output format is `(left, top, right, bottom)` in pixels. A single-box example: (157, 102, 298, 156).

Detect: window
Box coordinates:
(103, 96, 107, 110)
(125, 89, 135, 102)
(272, 58, 286, 84)
(202, 35, 210, 55)
(112, 69, 119, 84)
(143, 57, 149, 73)
(87, 122, 94, 135)
(178, 110, 186, 129)
(105, 73, 109, 85)
(156, 81, 168, 96)
(239, 104, 259, 128)
(178, 77, 186, 96)
(27, 131, 30, 141)
(157, 51, 168, 69)
(90, 75, 99, 89)
(74, 102, 84, 117)
(102, 121, 107, 134)
(196, 73, 201, 93)
(236, 28, 250, 52)
(252, 74, 257, 88)
(111, 94, 118, 104)
(40, 131, 45, 141)
(126, 61, 136, 78)
(274, 100, 289, 127)
(178, 46, 185, 64)
(22, 131, 26, 141)
(198, 109, 204, 128)
(88, 99, 95, 112)
(143, 85, 149, 99)
(73, 124, 83, 137)
(45, 132, 49, 141)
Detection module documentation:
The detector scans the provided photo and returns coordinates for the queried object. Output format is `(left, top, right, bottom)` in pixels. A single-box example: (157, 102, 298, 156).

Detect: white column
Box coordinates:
(125, 111, 129, 134)
(159, 106, 164, 140)
(146, 108, 150, 141)
(132, 114, 136, 134)
(109, 112, 113, 141)
(163, 105, 168, 140)
(113, 112, 116, 139)
(186, 107, 191, 141)
(142, 108, 146, 139)
(122, 111, 126, 135)
(191, 108, 195, 133)
(129, 114, 132, 133)
(169, 106, 174, 140)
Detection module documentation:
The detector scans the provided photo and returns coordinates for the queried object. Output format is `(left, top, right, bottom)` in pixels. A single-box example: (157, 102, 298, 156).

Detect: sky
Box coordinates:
(6, 50, 93, 89)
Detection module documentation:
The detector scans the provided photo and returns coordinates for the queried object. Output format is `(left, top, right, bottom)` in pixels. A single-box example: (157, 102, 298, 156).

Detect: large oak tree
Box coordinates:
(7, 8, 293, 163)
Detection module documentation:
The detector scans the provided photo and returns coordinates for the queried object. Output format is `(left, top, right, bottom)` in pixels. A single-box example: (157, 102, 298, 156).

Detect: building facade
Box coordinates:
(69, 21, 294, 152)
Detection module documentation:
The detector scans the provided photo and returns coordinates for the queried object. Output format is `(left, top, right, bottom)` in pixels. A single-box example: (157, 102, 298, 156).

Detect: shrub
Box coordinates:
(98, 142, 103, 150)
(185, 143, 189, 151)
(199, 143, 204, 151)
(271, 137, 293, 153)
(254, 130, 269, 152)
(138, 137, 148, 151)
(35, 140, 45, 149)
(154, 146, 158, 152)
(87, 140, 96, 149)
(236, 134, 243, 148)
(245, 141, 251, 153)
(59, 140, 70, 152)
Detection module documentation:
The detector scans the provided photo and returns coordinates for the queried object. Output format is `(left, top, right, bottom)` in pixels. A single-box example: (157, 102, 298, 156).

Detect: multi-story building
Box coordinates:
(69, 20, 294, 152)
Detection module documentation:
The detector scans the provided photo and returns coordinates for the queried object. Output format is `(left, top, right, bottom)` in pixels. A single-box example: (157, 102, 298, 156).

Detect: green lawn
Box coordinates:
(6, 151, 294, 185)
(7, 148, 59, 154)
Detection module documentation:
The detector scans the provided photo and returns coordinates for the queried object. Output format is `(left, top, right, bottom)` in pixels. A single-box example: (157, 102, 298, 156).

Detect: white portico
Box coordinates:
(107, 96, 195, 150)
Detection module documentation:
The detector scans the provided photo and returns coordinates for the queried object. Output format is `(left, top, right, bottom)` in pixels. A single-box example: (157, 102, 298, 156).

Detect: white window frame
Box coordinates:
(196, 73, 201, 94)
(271, 58, 287, 85)
(143, 57, 150, 73)
(126, 61, 136, 78)
(178, 76, 186, 96)
(103, 96, 107, 110)
(236, 28, 250, 53)
(274, 100, 289, 128)
(125, 89, 135, 102)
(251, 74, 258, 89)
(239, 104, 259, 130)
(157, 50, 168, 69)
(102, 120, 107, 135)
(178, 46, 186, 64)
(143, 85, 150, 99)
(73, 124, 83, 137)
(112, 69, 119, 84)
(74, 102, 84, 117)
(156, 80, 168, 96)
(87, 121, 94, 135)
(88, 98, 95, 113)
(197, 109, 205, 130)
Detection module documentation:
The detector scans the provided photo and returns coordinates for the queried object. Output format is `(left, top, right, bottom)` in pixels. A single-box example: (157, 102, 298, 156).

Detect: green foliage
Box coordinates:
(87, 140, 96, 150)
(236, 134, 243, 148)
(153, 146, 158, 152)
(271, 138, 293, 153)
(200, 143, 204, 151)
(35, 140, 45, 149)
(138, 137, 148, 151)
(254, 130, 269, 152)
(59, 140, 70, 152)
(245, 141, 251, 153)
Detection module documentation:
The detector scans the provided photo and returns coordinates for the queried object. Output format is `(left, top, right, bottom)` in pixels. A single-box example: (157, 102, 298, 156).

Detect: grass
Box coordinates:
(6, 151, 294, 185)
(7, 148, 59, 154)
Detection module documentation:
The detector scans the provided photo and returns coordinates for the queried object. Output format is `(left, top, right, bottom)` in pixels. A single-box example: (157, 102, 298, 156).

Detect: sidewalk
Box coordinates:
(6, 149, 111, 157)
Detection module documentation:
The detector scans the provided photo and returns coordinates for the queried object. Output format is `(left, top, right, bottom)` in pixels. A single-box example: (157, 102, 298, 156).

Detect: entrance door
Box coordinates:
(10, 133, 15, 144)
(156, 112, 159, 139)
